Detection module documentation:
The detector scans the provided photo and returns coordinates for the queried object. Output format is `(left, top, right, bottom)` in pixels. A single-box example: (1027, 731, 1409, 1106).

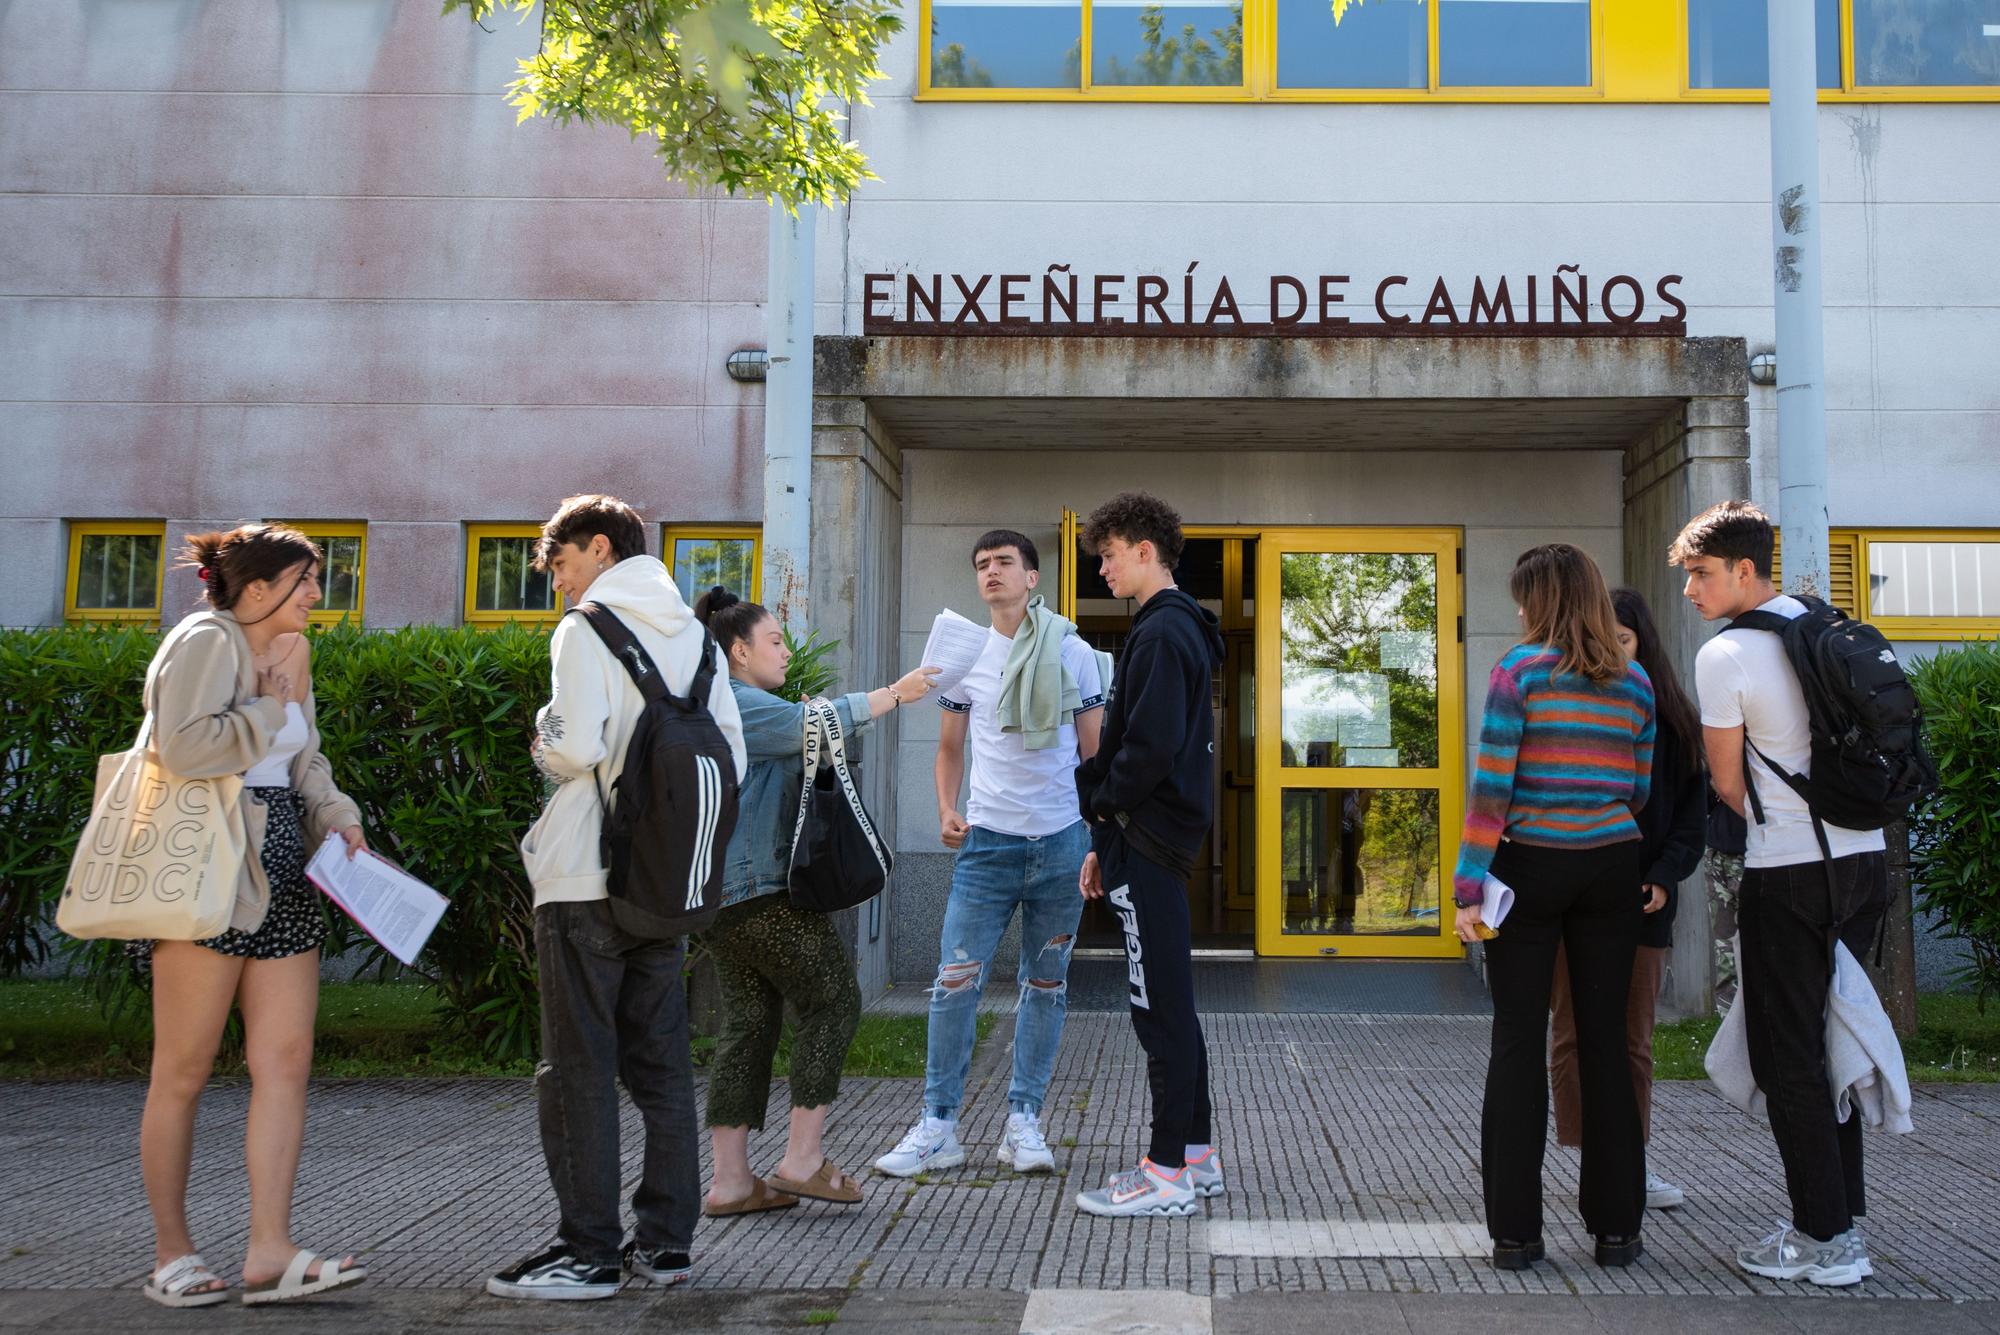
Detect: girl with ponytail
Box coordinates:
(693, 585, 939, 1217)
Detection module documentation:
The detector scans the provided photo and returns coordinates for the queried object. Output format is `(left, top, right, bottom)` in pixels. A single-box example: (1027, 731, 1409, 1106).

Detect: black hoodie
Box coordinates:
(1075, 587, 1226, 878)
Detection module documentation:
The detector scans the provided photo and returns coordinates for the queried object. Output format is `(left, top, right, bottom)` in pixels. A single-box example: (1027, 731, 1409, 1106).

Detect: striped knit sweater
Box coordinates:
(1452, 644, 1656, 905)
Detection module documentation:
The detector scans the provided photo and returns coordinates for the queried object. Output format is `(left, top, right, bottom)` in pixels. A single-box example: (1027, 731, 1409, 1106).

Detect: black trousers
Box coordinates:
(1738, 850, 1889, 1242)
(534, 901, 701, 1266)
(1480, 839, 1646, 1243)
(1101, 829, 1210, 1169)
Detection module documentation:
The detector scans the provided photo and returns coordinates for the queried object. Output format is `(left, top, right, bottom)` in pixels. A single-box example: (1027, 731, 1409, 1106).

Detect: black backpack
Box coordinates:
(574, 603, 739, 938)
(1726, 594, 1937, 851)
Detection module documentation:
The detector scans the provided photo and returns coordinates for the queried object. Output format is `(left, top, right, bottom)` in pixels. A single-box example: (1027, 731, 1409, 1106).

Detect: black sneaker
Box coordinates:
(624, 1242, 692, 1287)
(486, 1243, 622, 1301)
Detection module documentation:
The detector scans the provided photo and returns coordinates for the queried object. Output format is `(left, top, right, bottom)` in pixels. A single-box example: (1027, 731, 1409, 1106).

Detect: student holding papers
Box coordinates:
(1450, 544, 1657, 1274)
(876, 531, 1104, 1181)
(127, 525, 369, 1308)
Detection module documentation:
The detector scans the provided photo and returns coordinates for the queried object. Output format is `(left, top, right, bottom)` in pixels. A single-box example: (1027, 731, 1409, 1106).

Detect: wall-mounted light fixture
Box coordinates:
(1749, 351, 1777, 386)
(725, 348, 769, 382)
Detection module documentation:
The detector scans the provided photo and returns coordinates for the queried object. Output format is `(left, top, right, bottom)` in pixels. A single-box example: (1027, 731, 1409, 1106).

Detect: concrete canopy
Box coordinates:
(817, 333, 1748, 453)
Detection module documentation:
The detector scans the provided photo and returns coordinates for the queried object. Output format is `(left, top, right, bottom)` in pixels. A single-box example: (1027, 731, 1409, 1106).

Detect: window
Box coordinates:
(464, 524, 559, 627)
(277, 522, 366, 624)
(1775, 529, 2000, 639)
(663, 526, 761, 607)
(1438, 0, 1592, 88)
(66, 521, 165, 623)
(1863, 531, 2000, 637)
(1852, 0, 2000, 88)
(917, 0, 2000, 99)
(1688, 0, 1840, 90)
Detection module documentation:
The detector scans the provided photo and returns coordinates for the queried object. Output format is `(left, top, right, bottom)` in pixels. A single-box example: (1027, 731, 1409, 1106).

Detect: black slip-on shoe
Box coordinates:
(1595, 1233, 1645, 1267)
(624, 1243, 692, 1287)
(1493, 1238, 1545, 1270)
(486, 1243, 623, 1301)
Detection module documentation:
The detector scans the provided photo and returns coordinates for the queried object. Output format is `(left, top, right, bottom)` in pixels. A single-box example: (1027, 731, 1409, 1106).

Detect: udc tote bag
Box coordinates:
(786, 697, 892, 914)
(56, 712, 246, 941)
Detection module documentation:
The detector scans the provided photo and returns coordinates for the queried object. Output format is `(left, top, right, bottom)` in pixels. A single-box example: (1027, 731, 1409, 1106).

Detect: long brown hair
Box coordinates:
(1509, 544, 1626, 685)
(180, 524, 321, 618)
(1611, 587, 1701, 762)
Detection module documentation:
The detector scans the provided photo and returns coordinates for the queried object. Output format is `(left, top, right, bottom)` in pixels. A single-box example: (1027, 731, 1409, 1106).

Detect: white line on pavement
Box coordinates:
(1020, 1288, 1213, 1335)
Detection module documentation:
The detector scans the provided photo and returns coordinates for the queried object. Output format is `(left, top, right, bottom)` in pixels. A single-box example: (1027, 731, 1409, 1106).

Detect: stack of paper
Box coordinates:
(920, 608, 990, 697)
(306, 832, 449, 966)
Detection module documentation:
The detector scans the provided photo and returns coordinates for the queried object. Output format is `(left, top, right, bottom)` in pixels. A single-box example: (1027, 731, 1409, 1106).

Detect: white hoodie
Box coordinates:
(520, 556, 748, 908)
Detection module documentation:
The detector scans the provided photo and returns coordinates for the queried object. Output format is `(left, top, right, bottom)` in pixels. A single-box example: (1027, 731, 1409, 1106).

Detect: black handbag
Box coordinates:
(787, 697, 892, 913)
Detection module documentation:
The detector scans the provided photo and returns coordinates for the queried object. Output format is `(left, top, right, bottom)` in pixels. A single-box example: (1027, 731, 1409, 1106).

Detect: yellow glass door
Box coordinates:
(1254, 529, 1465, 958)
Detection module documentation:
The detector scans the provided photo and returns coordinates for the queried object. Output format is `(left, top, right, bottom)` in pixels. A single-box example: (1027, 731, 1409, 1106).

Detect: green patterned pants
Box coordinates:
(699, 893, 861, 1130)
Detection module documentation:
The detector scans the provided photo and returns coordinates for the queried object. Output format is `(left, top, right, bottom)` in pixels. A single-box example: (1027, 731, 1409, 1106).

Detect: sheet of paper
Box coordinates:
(920, 608, 991, 697)
(1481, 875, 1517, 929)
(1332, 672, 1393, 749)
(1378, 630, 1430, 673)
(306, 832, 448, 967)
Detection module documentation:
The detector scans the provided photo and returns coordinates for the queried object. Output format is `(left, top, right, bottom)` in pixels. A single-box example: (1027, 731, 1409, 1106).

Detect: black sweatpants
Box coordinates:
(1102, 828, 1210, 1169)
(1480, 838, 1646, 1243)
(1738, 850, 1889, 1242)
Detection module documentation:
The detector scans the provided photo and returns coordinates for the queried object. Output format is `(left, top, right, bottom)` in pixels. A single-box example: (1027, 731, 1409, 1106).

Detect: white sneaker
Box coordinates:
(1075, 1159, 1199, 1218)
(874, 1117, 966, 1178)
(1735, 1222, 1866, 1287)
(998, 1112, 1056, 1174)
(1848, 1223, 1875, 1279)
(1644, 1171, 1685, 1210)
(1183, 1147, 1225, 1198)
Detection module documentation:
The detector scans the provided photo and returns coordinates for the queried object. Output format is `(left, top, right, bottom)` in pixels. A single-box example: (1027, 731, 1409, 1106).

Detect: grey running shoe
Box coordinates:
(1735, 1223, 1865, 1287)
(1075, 1159, 1198, 1218)
(1182, 1147, 1226, 1198)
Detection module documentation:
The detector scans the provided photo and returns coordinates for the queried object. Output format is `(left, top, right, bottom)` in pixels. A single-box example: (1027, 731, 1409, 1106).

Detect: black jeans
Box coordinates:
(1101, 828, 1210, 1169)
(533, 901, 701, 1266)
(1737, 850, 1889, 1242)
(1480, 839, 1646, 1243)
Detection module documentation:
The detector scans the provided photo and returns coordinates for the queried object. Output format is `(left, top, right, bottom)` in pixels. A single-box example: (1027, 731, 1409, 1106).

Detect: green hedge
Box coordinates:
(1, 621, 841, 1061)
(1909, 640, 2000, 1006)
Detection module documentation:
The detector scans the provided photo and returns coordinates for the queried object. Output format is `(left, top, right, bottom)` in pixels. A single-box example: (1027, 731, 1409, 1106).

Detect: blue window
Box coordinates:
(1854, 0, 2000, 87)
(1092, 0, 1246, 87)
(1277, 0, 1427, 90)
(1439, 0, 1592, 88)
(1689, 0, 1840, 90)
(929, 0, 1083, 89)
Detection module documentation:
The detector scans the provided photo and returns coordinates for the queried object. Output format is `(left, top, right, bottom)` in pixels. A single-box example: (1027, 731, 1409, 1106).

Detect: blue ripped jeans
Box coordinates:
(923, 821, 1088, 1120)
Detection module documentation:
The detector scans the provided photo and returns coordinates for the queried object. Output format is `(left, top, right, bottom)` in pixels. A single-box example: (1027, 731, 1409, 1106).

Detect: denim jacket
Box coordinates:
(720, 680, 874, 908)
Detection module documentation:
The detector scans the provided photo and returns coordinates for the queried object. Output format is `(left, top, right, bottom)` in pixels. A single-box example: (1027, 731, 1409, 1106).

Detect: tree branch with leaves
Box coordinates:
(444, 0, 904, 207)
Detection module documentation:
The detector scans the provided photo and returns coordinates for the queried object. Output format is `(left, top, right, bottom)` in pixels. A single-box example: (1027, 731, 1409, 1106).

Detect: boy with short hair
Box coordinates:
(875, 530, 1103, 1179)
(1672, 499, 1886, 1287)
(1072, 492, 1226, 1218)
(490, 494, 746, 1301)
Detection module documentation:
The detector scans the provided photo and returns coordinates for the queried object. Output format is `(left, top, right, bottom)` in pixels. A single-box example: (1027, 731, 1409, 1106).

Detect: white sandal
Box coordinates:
(240, 1249, 367, 1305)
(142, 1253, 230, 1308)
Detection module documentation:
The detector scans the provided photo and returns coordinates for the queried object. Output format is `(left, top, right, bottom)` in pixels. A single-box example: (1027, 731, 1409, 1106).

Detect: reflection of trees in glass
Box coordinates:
(478, 539, 553, 613)
(932, 41, 998, 86)
(1280, 787, 1438, 934)
(1099, 3, 1245, 86)
(76, 535, 161, 610)
(674, 539, 756, 605)
(317, 536, 363, 613)
(1860, 0, 2000, 84)
(1280, 552, 1439, 768)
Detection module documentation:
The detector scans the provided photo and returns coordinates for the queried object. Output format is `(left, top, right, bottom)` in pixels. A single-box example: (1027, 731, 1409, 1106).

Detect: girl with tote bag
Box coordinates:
(97, 526, 372, 1308)
(691, 588, 937, 1216)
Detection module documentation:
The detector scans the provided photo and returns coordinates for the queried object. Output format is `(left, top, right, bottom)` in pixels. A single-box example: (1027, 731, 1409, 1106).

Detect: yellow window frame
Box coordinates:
(918, 0, 1998, 102)
(65, 520, 167, 624)
(662, 524, 763, 605)
(1855, 528, 2000, 641)
(464, 523, 562, 630)
(274, 521, 367, 626)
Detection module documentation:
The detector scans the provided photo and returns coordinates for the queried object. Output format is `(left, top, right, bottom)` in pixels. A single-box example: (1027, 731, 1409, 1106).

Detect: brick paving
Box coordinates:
(2, 1013, 1997, 1307)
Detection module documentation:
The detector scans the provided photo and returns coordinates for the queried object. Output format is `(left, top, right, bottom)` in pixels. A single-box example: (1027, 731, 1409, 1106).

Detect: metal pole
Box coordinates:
(762, 202, 815, 626)
(1767, 0, 1830, 600)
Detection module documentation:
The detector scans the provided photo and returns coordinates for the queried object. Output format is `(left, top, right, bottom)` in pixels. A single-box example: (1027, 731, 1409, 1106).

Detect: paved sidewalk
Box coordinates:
(2, 1013, 1997, 1315)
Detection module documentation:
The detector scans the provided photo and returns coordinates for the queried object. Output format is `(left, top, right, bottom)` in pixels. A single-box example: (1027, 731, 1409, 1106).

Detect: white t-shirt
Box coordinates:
(1694, 594, 1886, 868)
(940, 628, 1104, 839)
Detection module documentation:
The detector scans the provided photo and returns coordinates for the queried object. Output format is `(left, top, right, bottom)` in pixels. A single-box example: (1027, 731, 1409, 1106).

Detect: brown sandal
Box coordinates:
(702, 1176, 800, 1218)
(768, 1159, 863, 1205)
